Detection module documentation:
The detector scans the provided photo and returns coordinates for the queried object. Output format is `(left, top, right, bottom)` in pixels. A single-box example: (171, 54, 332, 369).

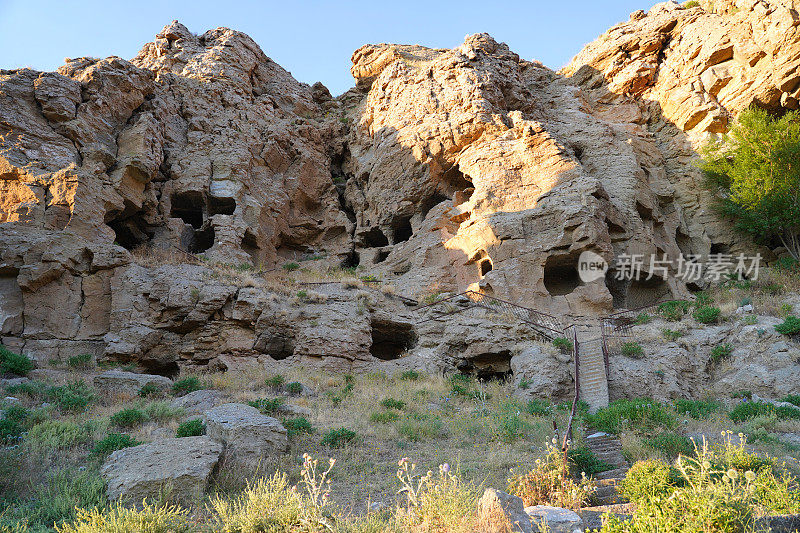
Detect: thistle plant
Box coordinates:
(299, 453, 335, 512)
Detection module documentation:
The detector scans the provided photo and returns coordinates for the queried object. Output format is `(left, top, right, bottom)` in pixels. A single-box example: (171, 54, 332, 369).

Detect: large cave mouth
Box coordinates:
(171, 191, 205, 229)
(392, 216, 413, 244)
(187, 224, 215, 253)
(140, 359, 180, 379)
(108, 212, 152, 250)
(626, 275, 670, 308)
(370, 319, 417, 360)
(543, 256, 581, 296)
(460, 350, 513, 381)
(363, 227, 389, 247)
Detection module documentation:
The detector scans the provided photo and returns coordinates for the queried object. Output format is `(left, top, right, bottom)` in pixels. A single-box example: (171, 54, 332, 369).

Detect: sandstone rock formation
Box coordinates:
(2, 4, 800, 399)
(203, 403, 289, 469)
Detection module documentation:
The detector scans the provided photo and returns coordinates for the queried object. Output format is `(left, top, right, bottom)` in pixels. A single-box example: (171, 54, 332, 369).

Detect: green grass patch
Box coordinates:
(621, 342, 645, 358)
(587, 398, 675, 434)
(247, 397, 285, 415)
(710, 343, 733, 362)
(775, 316, 800, 335)
(673, 399, 721, 419)
(283, 417, 313, 438)
(110, 408, 148, 428)
(693, 305, 721, 324)
(643, 432, 694, 459)
(171, 377, 204, 396)
(0, 345, 34, 376)
(176, 419, 206, 438)
(92, 433, 141, 457)
(320, 428, 358, 448)
(379, 398, 405, 410)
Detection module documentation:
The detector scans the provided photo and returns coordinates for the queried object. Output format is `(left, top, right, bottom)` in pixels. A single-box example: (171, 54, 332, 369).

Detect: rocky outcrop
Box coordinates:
(203, 403, 288, 468)
(101, 436, 222, 503)
(94, 369, 173, 397)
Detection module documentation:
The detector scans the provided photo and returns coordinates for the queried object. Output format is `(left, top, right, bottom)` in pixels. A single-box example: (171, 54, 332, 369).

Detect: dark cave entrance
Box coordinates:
(209, 196, 236, 216)
(188, 224, 215, 253)
(626, 275, 670, 308)
(543, 256, 581, 296)
(480, 258, 493, 276)
(370, 319, 418, 360)
(458, 350, 513, 381)
(392, 216, 413, 244)
(171, 191, 205, 229)
(363, 227, 389, 247)
(107, 212, 152, 250)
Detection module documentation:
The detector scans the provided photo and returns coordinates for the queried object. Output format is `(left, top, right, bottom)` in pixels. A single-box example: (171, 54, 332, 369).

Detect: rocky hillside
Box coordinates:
(1, 1, 800, 382)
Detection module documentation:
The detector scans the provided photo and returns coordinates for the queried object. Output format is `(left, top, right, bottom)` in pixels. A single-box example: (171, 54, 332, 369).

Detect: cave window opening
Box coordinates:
(370, 319, 417, 360)
(636, 201, 654, 221)
(363, 227, 389, 248)
(375, 249, 390, 264)
(392, 216, 413, 244)
(480, 258, 493, 276)
(441, 165, 473, 196)
(341, 250, 360, 268)
(420, 192, 450, 220)
(171, 192, 205, 229)
(209, 196, 236, 216)
(543, 257, 581, 296)
(460, 350, 512, 381)
(242, 230, 260, 264)
(108, 213, 152, 250)
(139, 360, 180, 379)
(710, 243, 730, 255)
(626, 275, 670, 308)
(189, 224, 215, 253)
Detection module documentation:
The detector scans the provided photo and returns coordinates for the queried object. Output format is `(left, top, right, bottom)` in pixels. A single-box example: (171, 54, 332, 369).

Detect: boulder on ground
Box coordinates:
(203, 403, 288, 468)
(94, 369, 172, 397)
(526, 505, 583, 533)
(101, 436, 222, 504)
(170, 389, 225, 416)
(477, 488, 533, 533)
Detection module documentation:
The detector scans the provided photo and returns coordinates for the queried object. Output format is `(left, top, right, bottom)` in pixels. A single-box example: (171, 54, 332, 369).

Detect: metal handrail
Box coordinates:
(562, 326, 580, 477)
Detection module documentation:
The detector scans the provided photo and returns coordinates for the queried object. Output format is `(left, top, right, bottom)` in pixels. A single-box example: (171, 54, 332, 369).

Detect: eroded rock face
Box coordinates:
(203, 403, 288, 469)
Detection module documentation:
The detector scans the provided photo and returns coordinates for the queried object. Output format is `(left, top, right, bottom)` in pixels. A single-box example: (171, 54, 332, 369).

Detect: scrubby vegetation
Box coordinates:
(0, 344, 34, 376)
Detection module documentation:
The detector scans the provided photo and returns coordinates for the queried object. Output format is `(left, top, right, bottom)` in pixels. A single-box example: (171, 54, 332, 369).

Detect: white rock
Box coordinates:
(526, 505, 584, 533)
(477, 488, 533, 533)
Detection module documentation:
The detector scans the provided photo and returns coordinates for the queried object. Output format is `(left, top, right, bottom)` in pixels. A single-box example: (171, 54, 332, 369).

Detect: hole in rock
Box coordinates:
(209, 196, 236, 216)
(605, 271, 627, 309)
(171, 191, 205, 229)
(189, 224, 215, 253)
(392, 216, 413, 244)
(420, 192, 450, 220)
(108, 213, 152, 250)
(710, 243, 730, 255)
(626, 275, 670, 308)
(460, 350, 513, 381)
(441, 165, 473, 196)
(363, 227, 389, 247)
(480, 258, 493, 276)
(636, 201, 654, 221)
(341, 250, 360, 268)
(676, 227, 692, 256)
(242, 230, 260, 263)
(140, 360, 180, 379)
(375, 249, 390, 264)
(370, 319, 417, 360)
(543, 256, 581, 296)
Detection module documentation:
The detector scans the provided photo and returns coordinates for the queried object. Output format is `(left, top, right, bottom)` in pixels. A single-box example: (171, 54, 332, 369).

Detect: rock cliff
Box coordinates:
(1, 2, 799, 398)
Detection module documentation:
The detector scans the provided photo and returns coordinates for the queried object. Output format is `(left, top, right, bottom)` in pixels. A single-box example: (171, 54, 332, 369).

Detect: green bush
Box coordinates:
(48, 381, 95, 412)
(285, 382, 304, 395)
(0, 345, 34, 376)
(396, 413, 446, 442)
(320, 427, 358, 448)
(495, 412, 524, 443)
(587, 399, 675, 435)
(247, 397, 284, 415)
(729, 401, 774, 422)
(144, 401, 183, 421)
(283, 417, 313, 438)
(683, 0, 700, 8)
(0, 419, 23, 443)
(710, 343, 733, 362)
(634, 312, 652, 325)
(525, 399, 552, 417)
(399, 370, 420, 381)
(662, 328, 683, 341)
(643, 432, 694, 459)
(176, 419, 205, 438)
(27, 420, 91, 449)
(781, 395, 800, 407)
(775, 315, 800, 335)
(282, 262, 300, 272)
(568, 446, 612, 476)
(67, 353, 92, 369)
(56, 502, 192, 533)
(673, 399, 721, 419)
(693, 305, 722, 324)
(658, 300, 691, 321)
(379, 398, 405, 410)
(552, 337, 574, 353)
(92, 433, 141, 457)
(138, 383, 160, 398)
(6, 380, 48, 398)
(369, 411, 400, 423)
(110, 408, 148, 428)
(171, 376, 203, 396)
(264, 374, 285, 389)
(3, 404, 29, 424)
(621, 342, 645, 358)
(619, 460, 680, 504)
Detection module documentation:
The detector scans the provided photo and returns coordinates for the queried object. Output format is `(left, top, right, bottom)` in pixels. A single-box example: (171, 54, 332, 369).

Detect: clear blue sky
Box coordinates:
(0, 0, 653, 96)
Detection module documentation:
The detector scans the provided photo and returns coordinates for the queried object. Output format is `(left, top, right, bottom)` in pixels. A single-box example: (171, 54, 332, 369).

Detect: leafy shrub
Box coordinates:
(673, 398, 721, 419)
(587, 399, 675, 435)
(710, 343, 733, 362)
(693, 305, 722, 324)
(568, 446, 611, 476)
(0, 345, 34, 376)
(662, 328, 683, 341)
(48, 381, 95, 412)
(6, 380, 48, 398)
(25, 468, 107, 529)
(552, 337, 574, 353)
(3, 404, 29, 424)
(110, 408, 148, 428)
(296, 290, 308, 300)
(380, 398, 405, 410)
(781, 395, 800, 407)
(729, 401, 774, 422)
(282, 262, 300, 272)
(399, 370, 420, 381)
(507, 439, 594, 508)
(397, 413, 446, 442)
(285, 382, 304, 395)
(775, 315, 800, 335)
(67, 353, 92, 369)
(247, 397, 285, 415)
(176, 419, 205, 438)
(143, 401, 183, 421)
(525, 399, 552, 417)
(56, 502, 192, 533)
(92, 433, 140, 457)
(683, 0, 700, 8)
(621, 342, 645, 358)
(320, 428, 358, 448)
(495, 411, 524, 443)
(658, 300, 691, 321)
(171, 376, 203, 396)
(138, 383, 160, 398)
(370, 411, 400, 423)
(264, 374, 285, 389)
(0, 419, 23, 443)
(780, 303, 794, 317)
(643, 432, 694, 459)
(27, 420, 91, 449)
(283, 417, 313, 438)
(732, 390, 752, 400)
(634, 313, 652, 325)
(619, 460, 680, 504)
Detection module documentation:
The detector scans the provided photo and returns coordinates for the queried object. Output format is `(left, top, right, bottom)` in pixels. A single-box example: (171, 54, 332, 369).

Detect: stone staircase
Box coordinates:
(575, 325, 609, 413)
(585, 431, 630, 506)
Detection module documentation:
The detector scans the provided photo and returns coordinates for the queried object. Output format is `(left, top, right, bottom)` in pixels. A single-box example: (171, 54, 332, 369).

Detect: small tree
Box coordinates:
(699, 107, 800, 260)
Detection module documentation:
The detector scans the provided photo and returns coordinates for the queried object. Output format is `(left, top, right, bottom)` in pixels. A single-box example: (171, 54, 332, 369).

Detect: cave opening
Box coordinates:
(241, 230, 260, 263)
(441, 165, 473, 196)
(458, 350, 513, 381)
(370, 319, 417, 360)
(209, 196, 236, 216)
(171, 191, 205, 229)
(420, 192, 450, 220)
(188, 224, 215, 253)
(626, 275, 670, 308)
(605, 270, 627, 309)
(139, 360, 180, 379)
(543, 256, 581, 296)
(108, 213, 152, 250)
(341, 250, 360, 268)
(480, 258, 493, 276)
(392, 216, 413, 244)
(375, 249, 390, 264)
(363, 227, 389, 247)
